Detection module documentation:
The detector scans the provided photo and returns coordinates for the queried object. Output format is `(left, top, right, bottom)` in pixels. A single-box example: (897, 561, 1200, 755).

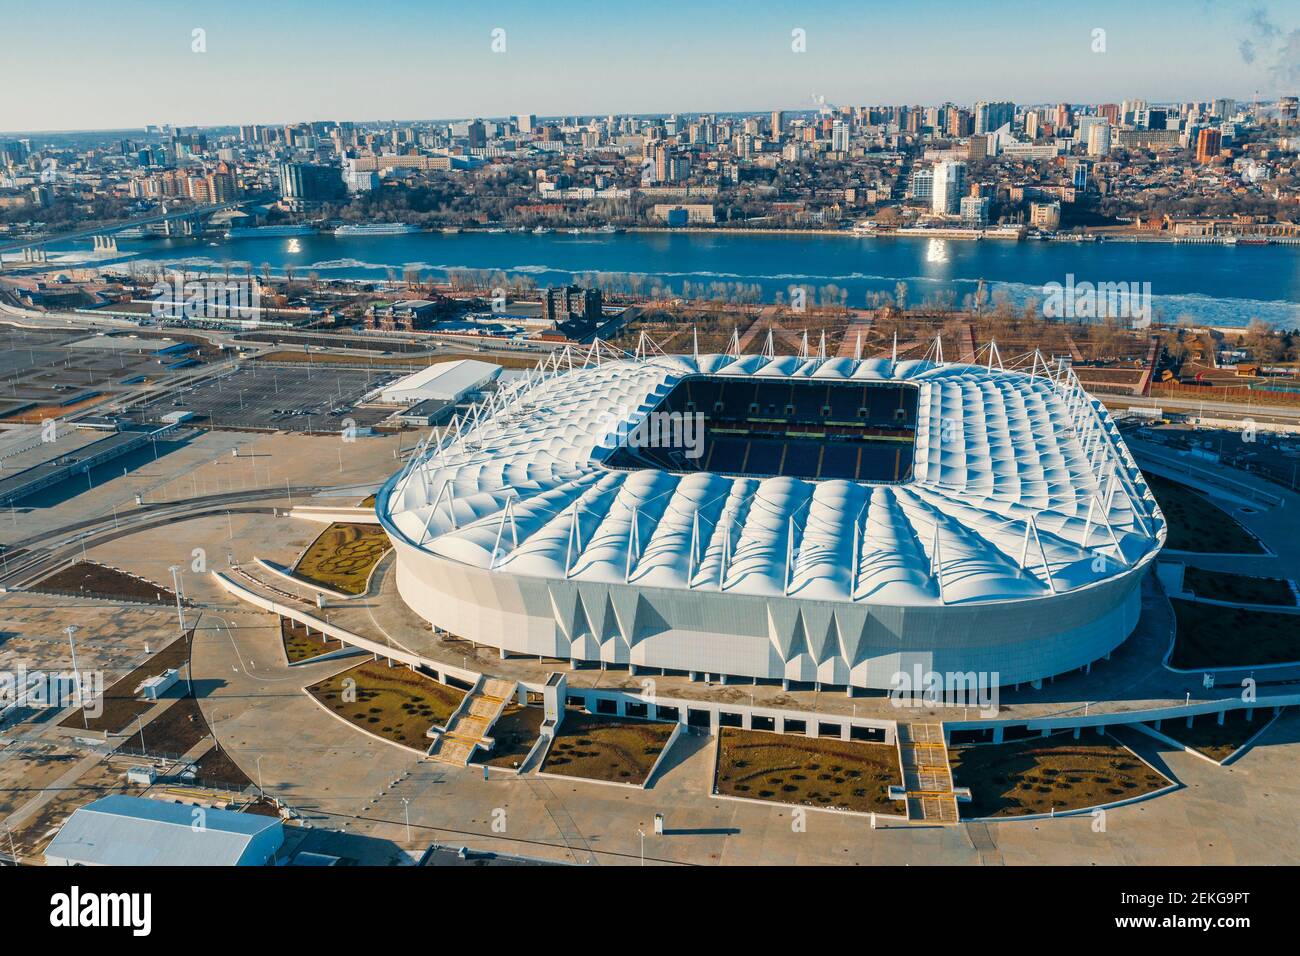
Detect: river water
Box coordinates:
(78, 229, 1300, 329)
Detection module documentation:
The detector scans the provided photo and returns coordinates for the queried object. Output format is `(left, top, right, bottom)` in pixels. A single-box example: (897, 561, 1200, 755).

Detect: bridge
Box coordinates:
(0, 200, 252, 256)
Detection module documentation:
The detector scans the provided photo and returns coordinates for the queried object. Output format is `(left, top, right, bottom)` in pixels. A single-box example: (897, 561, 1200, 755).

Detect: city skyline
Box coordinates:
(3, 0, 1298, 133)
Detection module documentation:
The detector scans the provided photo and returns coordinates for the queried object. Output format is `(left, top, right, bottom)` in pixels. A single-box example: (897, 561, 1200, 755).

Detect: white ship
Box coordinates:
(332, 223, 420, 236)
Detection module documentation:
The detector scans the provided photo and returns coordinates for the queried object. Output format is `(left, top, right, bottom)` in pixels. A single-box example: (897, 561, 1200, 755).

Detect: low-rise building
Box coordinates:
(1030, 200, 1062, 231)
(377, 359, 501, 405)
(44, 795, 284, 866)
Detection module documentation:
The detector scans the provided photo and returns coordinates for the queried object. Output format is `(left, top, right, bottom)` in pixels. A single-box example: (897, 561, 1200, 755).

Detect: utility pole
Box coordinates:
(168, 565, 186, 635)
(66, 625, 87, 730)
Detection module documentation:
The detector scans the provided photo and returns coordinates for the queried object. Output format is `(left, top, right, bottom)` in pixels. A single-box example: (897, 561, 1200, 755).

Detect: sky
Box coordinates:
(1, 0, 1298, 132)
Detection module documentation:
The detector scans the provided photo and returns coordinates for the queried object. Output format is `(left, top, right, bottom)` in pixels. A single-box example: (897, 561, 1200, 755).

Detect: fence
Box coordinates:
(1152, 381, 1300, 408)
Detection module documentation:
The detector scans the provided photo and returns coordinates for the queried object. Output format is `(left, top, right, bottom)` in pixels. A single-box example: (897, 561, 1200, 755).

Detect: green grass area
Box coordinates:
(715, 727, 902, 815)
(1153, 708, 1277, 762)
(474, 703, 545, 770)
(292, 522, 391, 595)
(1170, 598, 1300, 668)
(542, 712, 675, 785)
(307, 660, 465, 752)
(280, 617, 336, 664)
(949, 732, 1171, 818)
(1145, 473, 1264, 554)
(1182, 566, 1295, 606)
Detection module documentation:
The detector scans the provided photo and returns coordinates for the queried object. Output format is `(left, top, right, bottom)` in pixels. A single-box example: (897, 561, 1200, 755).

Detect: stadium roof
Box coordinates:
(43, 795, 283, 867)
(382, 352, 1163, 608)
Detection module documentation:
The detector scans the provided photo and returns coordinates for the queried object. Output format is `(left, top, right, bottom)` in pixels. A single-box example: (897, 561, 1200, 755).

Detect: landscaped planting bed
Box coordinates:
(1169, 598, 1300, 668)
(281, 617, 336, 664)
(714, 727, 902, 815)
(307, 660, 465, 752)
(1145, 474, 1264, 554)
(292, 523, 391, 595)
(948, 732, 1171, 818)
(1182, 566, 1295, 606)
(542, 712, 675, 785)
(1153, 708, 1278, 762)
(474, 703, 546, 770)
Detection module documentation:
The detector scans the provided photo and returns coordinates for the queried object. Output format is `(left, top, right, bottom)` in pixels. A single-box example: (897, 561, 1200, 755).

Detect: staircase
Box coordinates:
(898, 722, 959, 824)
(430, 677, 516, 766)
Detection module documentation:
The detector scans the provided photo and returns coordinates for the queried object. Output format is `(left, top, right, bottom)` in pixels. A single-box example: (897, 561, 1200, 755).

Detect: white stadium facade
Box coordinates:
(376, 341, 1165, 691)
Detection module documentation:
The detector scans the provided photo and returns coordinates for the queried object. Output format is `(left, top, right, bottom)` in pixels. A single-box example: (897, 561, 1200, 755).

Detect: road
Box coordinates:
(0, 486, 323, 589)
(1110, 392, 1300, 427)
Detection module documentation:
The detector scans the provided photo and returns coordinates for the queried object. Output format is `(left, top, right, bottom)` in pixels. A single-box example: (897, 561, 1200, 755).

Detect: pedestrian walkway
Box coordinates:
(899, 722, 959, 824)
(430, 677, 516, 766)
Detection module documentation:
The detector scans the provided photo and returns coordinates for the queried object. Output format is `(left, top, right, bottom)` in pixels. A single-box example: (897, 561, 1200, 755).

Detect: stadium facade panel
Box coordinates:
(377, 351, 1165, 690)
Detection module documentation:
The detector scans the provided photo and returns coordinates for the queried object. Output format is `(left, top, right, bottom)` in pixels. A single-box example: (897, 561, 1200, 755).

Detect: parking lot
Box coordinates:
(129, 363, 396, 433)
(0, 325, 204, 421)
(1135, 422, 1300, 493)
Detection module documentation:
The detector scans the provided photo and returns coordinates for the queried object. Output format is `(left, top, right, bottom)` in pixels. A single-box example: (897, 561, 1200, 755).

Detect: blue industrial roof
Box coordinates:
(44, 794, 283, 867)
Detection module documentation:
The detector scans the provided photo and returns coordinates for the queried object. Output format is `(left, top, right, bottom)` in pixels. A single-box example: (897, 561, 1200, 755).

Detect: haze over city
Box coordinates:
(3, 0, 1299, 131)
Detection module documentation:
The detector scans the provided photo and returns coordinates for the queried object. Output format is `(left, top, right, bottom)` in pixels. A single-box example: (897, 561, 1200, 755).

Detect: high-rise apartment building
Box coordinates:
(279, 162, 345, 210)
(831, 119, 849, 152)
(959, 195, 990, 228)
(974, 101, 1015, 135)
(1024, 111, 1041, 140)
(909, 167, 934, 201)
(946, 109, 973, 138)
(932, 160, 966, 215)
(1087, 121, 1111, 156)
(1195, 127, 1222, 163)
(1212, 98, 1235, 119)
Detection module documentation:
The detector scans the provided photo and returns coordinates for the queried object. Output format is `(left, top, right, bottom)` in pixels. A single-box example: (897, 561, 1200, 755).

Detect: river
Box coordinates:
(65, 229, 1300, 329)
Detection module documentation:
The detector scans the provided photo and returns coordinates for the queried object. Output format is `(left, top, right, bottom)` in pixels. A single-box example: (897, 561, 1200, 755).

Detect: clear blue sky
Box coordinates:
(2, 0, 1297, 132)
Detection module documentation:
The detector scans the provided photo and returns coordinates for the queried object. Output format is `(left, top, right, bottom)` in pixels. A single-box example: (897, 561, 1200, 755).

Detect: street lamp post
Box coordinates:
(401, 797, 411, 843)
(168, 565, 186, 635)
(637, 828, 645, 866)
(256, 754, 264, 794)
(66, 625, 87, 730)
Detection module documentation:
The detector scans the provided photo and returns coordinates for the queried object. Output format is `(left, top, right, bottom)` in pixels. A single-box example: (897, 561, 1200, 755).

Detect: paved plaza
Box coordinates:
(0, 425, 1297, 865)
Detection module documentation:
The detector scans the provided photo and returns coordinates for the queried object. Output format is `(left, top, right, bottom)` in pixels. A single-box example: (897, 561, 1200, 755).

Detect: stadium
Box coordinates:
(376, 342, 1166, 691)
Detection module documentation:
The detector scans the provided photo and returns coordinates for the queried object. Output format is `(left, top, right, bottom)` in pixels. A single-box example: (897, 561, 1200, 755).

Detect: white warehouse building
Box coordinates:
(379, 359, 501, 405)
(377, 348, 1165, 691)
